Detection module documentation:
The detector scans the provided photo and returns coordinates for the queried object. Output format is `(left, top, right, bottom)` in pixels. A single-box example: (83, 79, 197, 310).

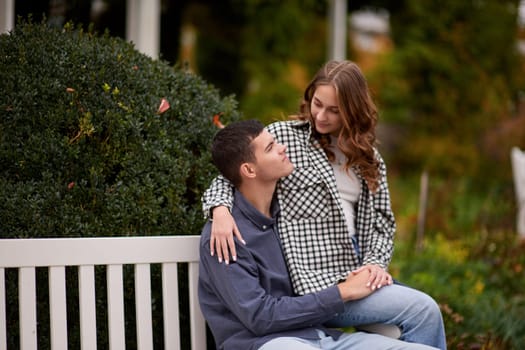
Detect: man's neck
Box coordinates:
(238, 182, 277, 218)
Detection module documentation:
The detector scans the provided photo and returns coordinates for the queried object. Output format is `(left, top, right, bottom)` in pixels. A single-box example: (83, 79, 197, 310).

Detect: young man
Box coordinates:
(198, 120, 439, 350)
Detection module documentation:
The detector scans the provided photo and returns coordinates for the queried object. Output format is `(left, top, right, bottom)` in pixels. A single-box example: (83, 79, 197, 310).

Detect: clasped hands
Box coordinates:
(337, 265, 393, 301)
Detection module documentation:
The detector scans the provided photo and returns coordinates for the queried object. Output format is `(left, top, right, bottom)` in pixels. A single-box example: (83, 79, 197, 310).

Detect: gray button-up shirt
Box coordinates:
(198, 190, 344, 350)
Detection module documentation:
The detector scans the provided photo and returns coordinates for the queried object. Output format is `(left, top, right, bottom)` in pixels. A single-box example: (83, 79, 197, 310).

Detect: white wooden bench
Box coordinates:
(0, 235, 207, 350)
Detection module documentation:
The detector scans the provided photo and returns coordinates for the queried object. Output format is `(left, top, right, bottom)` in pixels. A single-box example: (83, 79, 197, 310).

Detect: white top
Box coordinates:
(329, 137, 361, 236)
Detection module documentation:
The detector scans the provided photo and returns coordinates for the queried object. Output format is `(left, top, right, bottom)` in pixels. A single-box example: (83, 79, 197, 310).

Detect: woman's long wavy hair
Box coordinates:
(298, 60, 380, 192)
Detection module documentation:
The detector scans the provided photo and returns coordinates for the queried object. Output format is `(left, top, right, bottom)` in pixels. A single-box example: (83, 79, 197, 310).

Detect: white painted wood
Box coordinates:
(162, 263, 180, 350)
(107, 264, 126, 350)
(0, 268, 6, 350)
(49, 266, 68, 349)
(0, 236, 205, 349)
(19, 267, 37, 350)
(134, 264, 153, 350)
(0, 236, 200, 267)
(79, 265, 97, 350)
(511, 147, 525, 237)
(189, 262, 206, 350)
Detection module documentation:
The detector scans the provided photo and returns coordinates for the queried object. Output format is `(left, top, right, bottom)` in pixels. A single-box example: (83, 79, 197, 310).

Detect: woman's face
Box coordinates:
(310, 84, 342, 136)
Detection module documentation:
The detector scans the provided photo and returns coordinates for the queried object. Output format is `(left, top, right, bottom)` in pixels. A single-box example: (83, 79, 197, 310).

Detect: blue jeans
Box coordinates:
(259, 330, 439, 350)
(324, 283, 447, 350)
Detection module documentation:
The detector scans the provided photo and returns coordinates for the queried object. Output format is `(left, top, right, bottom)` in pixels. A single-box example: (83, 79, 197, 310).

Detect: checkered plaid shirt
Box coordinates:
(202, 120, 395, 295)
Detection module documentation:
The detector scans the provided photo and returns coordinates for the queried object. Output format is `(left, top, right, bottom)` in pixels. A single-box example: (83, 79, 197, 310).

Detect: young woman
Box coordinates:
(202, 60, 446, 349)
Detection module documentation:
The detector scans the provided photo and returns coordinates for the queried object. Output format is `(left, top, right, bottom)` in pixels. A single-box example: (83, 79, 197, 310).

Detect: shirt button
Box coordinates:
(262, 225, 267, 230)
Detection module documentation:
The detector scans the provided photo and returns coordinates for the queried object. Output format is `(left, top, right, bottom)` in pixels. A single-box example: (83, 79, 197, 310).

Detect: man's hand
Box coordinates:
(210, 206, 245, 264)
(352, 264, 393, 291)
(337, 269, 375, 301)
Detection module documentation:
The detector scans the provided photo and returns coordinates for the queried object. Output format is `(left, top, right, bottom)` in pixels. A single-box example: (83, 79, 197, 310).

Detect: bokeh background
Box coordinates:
(3, 0, 525, 348)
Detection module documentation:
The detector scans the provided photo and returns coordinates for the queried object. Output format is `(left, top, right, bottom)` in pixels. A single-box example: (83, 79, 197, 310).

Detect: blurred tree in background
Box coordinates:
(363, 0, 525, 237)
(371, 0, 525, 181)
(234, 0, 327, 122)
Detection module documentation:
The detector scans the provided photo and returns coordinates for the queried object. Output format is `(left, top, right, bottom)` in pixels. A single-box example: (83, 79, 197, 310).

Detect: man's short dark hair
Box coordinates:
(211, 120, 265, 187)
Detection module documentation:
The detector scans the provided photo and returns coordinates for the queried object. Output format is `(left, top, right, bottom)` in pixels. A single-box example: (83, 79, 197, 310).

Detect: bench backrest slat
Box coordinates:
(49, 266, 68, 349)
(19, 267, 37, 350)
(0, 236, 200, 267)
(135, 263, 153, 350)
(79, 265, 97, 350)
(162, 263, 181, 350)
(107, 264, 126, 350)
(0, 269, 5, 349)
(0, 235, 206, 350)
(188, 262, 206, 350)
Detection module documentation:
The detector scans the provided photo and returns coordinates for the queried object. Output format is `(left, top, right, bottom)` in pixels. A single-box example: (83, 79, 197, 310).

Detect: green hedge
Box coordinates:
(0, 19, 240, 239)
(0, 19, 240, 349)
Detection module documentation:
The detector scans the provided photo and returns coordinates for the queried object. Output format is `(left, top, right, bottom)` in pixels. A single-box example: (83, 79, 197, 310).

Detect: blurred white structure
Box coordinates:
(0, 0, 14, 34)
(126, 0, 160, 59)
(327, 0, 347, 60)
(0, 0, 160, 59)
(349, 9, 390, 53)
(519, 0, 525, 27)
(511, 147, 525, 238)
(518, 0, 525, 55)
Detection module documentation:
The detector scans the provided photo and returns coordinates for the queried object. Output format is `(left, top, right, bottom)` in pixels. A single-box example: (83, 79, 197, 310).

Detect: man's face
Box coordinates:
(251, 130, 294, 182)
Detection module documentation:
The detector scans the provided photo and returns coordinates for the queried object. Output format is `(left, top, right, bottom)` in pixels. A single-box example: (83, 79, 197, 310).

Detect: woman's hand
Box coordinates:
(338, 269, 374, 301)
(352, 264, 392, 291)
(210, 206, 245, 264)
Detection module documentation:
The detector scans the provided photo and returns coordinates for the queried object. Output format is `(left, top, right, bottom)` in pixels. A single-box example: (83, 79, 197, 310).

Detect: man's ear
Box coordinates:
(240, 163, 256, 179)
